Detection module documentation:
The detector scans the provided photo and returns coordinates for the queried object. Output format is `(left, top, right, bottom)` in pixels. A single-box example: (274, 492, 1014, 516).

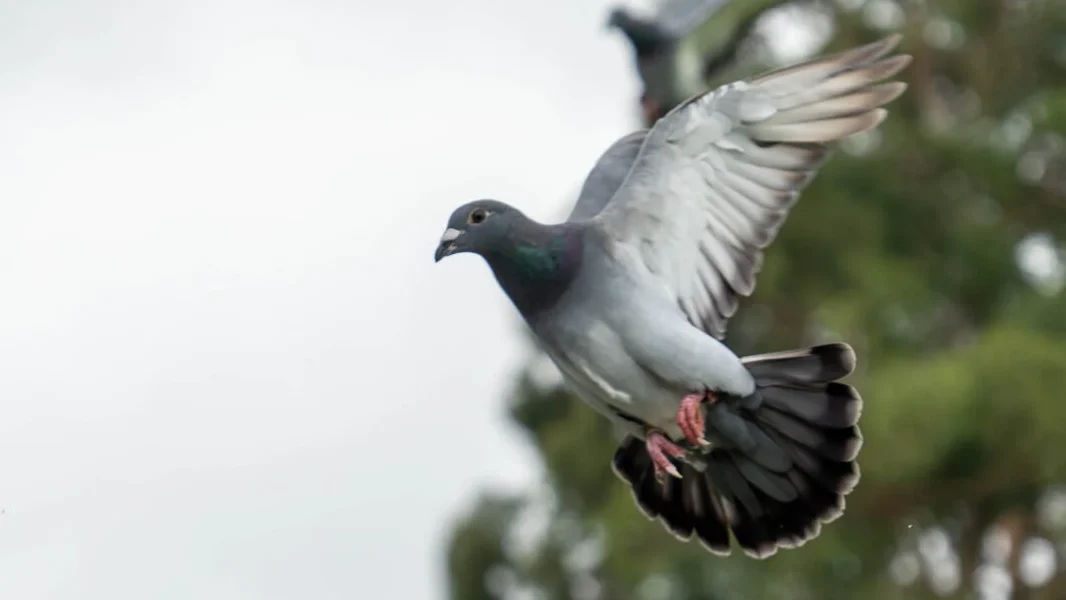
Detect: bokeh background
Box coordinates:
(1, 0, 1065, 599)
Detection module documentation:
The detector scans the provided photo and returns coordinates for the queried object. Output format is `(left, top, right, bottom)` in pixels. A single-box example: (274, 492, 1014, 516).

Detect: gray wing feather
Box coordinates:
(593, 35, 910, 339)
(567, 130, 649, 222)
(653, 0, 731, 39)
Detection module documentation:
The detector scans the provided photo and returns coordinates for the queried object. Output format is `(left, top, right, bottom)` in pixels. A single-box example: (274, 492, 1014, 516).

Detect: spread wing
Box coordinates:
(593, 35, 911, 339)
(677, 0, 792, 85)
(674, 0, 789, 60)
(652, 0, 732, 39)
(567, 131, 648, 222)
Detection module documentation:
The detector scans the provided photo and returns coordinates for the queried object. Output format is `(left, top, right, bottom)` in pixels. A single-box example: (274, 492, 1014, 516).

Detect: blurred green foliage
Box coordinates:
(446, 0, 1066, 598)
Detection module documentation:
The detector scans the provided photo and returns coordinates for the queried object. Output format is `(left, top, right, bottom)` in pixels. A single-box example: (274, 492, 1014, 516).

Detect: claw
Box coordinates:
(678, 393, 711, 447)
(646, 430, 685, 482)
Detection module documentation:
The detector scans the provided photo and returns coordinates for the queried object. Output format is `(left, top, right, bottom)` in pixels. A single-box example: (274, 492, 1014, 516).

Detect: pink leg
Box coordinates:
(677, 392, 716, 447)
(646, 431, 685, 481)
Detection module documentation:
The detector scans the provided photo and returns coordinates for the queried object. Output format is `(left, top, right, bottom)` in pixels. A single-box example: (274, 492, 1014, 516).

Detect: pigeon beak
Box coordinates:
(434, 228, 464, 262)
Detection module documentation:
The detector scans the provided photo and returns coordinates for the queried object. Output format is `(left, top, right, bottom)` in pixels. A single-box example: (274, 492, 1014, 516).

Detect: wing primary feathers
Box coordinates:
(591, 35, 910, 339)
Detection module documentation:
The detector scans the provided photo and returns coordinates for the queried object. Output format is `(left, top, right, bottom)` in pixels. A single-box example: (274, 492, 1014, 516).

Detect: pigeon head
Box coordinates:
(434, 199, 586, 317)
(605, 6, 629, 30)
(434, 199, 525, 263)
(604, 6, 671, 57)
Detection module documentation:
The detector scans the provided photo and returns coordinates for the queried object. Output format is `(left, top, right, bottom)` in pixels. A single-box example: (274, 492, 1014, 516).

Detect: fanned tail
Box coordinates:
(611, 342, 863, 558)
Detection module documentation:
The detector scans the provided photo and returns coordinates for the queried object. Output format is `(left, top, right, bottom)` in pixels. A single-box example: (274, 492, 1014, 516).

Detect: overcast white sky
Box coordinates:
(0, 1, 641, 598)
(0, 1, 823, 598)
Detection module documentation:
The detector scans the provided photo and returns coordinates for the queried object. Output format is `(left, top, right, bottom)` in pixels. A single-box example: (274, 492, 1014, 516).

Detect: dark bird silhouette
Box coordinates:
(607, 0, 797, 126)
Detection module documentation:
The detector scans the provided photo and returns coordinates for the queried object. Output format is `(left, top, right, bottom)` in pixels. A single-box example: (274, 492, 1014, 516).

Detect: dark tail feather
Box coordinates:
(610, 342, 863, 558)
(611, 439, 734, 555)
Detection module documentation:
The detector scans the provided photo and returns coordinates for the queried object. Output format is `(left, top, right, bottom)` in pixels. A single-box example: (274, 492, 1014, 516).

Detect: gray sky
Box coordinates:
(0, 1, 825, 598)
(0, 0, 639, 598)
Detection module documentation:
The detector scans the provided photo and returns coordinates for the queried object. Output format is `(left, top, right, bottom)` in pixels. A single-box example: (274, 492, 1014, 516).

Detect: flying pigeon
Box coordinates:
(607, 0, 794, 125)
(435, 35, 910, 558)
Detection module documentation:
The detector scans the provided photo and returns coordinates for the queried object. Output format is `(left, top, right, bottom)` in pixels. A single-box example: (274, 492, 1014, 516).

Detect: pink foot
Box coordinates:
(646, 431, 685, 481)
(677, 392, 716, 448)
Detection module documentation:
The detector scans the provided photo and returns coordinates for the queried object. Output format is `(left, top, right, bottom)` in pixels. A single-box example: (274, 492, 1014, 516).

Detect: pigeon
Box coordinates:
(435, 35, 910, 558)
(607, 0, 795, 125)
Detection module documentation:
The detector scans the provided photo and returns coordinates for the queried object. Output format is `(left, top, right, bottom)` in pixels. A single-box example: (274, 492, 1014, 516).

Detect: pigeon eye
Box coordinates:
(468, 208, 488, 225)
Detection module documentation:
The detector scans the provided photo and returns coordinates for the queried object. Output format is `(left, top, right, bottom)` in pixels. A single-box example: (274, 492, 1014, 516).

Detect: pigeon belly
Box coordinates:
(522, 235, 754, 442)
(535, 317, 694, 442)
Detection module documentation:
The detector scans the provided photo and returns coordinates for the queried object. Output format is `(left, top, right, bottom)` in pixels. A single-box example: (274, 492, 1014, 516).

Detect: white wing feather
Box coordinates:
(594, 34, 911, 339)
